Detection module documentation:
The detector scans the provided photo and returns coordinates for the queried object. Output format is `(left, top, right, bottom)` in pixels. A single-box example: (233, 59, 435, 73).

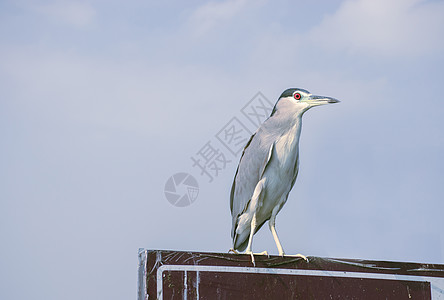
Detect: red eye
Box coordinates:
(294, 93, 301, 100)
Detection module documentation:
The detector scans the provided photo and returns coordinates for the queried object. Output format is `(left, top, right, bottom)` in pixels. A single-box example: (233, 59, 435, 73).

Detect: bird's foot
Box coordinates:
(245, 250, 255, 266)
(245, 250, 269, 267)
(228, 248, 239, 254)
(256, 250, 269, 257)
(283, 253, 309, 262)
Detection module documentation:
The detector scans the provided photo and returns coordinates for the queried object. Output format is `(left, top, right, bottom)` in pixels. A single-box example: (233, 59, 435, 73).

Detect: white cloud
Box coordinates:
(188, 0, 251, 35)
(309, 0, 444, 57)
(32, 0, 96, 28)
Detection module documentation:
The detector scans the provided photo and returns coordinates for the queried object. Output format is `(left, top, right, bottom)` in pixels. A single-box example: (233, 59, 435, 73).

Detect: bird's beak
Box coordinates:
(305, 95, 340, 106)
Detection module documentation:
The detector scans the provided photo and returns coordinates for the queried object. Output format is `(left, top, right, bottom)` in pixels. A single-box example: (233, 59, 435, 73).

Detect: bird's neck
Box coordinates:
(282, 116, 302, 148)
(269, 116, 302, 175)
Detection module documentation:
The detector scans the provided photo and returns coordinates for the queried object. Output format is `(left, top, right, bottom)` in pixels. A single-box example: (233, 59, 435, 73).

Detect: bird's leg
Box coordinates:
(269, 213, 285, 256)
(269, 209, 308, 262)
(244, 213, 269, 265)
(243, 180, 269, 266)
(245, 212, 258, 266)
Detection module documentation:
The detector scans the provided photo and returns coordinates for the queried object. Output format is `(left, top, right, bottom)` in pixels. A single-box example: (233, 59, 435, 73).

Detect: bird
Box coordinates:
(230, 88, 339, 265)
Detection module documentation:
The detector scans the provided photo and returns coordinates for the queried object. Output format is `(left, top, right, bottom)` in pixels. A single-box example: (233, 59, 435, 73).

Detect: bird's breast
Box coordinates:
(273, 124, 301, 176)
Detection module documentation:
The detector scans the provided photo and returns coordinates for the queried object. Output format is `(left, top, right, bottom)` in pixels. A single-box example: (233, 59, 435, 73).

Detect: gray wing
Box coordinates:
(230, 129, 274, 238)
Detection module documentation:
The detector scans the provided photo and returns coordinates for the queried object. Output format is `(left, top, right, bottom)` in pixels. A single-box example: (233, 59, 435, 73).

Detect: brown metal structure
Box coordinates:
(138, 249, 444, 299)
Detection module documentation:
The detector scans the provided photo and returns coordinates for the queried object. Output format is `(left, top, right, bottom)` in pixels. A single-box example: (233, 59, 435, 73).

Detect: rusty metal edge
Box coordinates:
(138, 248, 148, 300)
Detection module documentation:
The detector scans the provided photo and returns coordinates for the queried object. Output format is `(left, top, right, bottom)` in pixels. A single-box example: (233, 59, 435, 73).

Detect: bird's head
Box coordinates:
(271, 88, 340, 117)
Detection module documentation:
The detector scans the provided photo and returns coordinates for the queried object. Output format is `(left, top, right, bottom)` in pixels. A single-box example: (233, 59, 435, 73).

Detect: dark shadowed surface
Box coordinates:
(163, 271, 430, 299)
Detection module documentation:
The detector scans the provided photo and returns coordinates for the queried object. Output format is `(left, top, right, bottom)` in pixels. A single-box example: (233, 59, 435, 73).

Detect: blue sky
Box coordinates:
(1, 0, 444, 299)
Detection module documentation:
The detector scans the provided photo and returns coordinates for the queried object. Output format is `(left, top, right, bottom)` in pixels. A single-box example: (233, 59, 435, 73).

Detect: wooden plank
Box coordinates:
(138, 249, 444, 300)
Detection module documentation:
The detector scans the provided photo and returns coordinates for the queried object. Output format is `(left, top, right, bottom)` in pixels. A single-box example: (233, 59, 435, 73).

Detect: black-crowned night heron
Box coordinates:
(230, 88, 339, 265)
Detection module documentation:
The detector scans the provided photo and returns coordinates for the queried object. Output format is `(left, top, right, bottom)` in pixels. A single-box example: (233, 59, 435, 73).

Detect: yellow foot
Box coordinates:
(283, 253, 309, 262)
(245, 250, 269, 266)
(228, 248, 239, 254)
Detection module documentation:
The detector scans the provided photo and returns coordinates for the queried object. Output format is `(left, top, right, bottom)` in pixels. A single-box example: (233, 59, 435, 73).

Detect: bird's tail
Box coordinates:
(232, 219, 267, 252)
(233, 231, 249, 252)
